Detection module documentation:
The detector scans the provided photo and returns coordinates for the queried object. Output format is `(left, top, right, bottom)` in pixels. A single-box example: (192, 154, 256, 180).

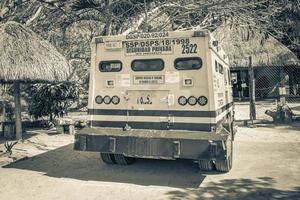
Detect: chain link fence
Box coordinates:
(232, 65, 300, 124)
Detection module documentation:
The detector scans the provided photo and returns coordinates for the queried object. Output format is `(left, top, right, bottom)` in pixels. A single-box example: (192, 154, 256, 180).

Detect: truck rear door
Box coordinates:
(126, 89, 171, 130)
(125, 59, 171, 130)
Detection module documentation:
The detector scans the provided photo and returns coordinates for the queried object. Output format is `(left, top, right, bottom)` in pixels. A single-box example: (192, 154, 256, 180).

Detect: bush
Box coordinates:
(26, 82, 80, 121)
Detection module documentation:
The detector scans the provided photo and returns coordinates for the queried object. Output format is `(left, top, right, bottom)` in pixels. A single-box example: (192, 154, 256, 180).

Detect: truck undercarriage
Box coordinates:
(74, 126, 233, 172)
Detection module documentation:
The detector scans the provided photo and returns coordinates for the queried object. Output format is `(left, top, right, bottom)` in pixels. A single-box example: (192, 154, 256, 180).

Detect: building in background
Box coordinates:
(213, 25, 300, 100)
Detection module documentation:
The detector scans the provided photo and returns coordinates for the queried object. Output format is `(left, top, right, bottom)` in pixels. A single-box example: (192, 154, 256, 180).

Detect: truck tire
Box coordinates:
(215, 140, 233, 172)
(100, 153, 116, 164)
(215, 157, 232, 172)
(198, 160, 214, 171)
(114, 154, 135, 165)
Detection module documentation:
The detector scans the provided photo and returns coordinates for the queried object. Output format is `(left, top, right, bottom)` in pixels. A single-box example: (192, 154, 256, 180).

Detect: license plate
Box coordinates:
(137, 94, 152, 105)
(128, 90, 169, 109)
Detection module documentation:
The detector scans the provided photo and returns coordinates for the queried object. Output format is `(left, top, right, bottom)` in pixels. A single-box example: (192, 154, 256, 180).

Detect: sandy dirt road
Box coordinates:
(0, 125, 300, 200)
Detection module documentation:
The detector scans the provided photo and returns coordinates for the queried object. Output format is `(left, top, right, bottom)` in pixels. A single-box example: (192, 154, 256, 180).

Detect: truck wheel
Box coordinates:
(114, 154, 135, 165)
(100, 153, 116, 164)
(215, 157, 232, 172)
(198, 160, 214, 171)
(215, 141, 233, 172)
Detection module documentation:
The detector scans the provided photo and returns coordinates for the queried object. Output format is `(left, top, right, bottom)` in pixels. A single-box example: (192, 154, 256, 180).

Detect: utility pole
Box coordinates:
(248, 56, 256, 124)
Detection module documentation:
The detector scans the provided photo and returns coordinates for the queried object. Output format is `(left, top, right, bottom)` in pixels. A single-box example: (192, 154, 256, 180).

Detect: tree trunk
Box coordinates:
(14, 81, 22, 140)
(103, 0, 112, 36)
(143, 0, 148, 32)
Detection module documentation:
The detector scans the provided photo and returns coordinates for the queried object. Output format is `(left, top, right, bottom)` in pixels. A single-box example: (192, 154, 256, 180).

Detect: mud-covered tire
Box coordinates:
(198, 160, 214, 171)
(114, 154, 135, 165)
(100, 153, 116, 164)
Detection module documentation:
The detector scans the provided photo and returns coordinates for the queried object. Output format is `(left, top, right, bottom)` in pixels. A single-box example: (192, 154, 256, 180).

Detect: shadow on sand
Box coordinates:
(3, 144, 300, 198)
(235, 120, 300, 132)
(4, 143, 207, 188)
(166, 177, 300, 200)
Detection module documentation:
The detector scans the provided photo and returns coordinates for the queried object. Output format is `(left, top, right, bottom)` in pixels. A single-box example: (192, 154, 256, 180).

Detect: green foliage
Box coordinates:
(26, 82, 80, 120)
(0, 85, 14, 121)
(0, 101, 14, 121)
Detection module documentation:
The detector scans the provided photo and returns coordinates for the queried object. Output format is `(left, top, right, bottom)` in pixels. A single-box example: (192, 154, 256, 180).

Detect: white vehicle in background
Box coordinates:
(74, 30, 235, 172)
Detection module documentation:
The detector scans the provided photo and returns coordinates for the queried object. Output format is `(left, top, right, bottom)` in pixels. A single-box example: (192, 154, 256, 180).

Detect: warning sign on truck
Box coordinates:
(133, 75, 164, 85)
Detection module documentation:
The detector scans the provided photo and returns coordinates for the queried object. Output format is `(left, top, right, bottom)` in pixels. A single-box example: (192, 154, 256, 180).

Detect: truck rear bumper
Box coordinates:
(74, 127, 231, 160)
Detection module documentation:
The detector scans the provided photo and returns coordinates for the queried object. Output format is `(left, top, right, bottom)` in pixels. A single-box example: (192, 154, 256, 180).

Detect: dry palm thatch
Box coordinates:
(0, 21, 70, 83)
(0, 21, 71, 140)
(213, 25, 300, 68)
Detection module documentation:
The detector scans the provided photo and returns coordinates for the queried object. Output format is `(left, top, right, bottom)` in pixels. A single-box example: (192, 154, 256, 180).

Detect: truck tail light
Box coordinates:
(178, 96, 187, 106)
(111, 96, 120, 105)
(95, 95, 103, 104)
(103, 95, 111, 104)
(198, 96, 208, 106)
(188, 96, 197, 106)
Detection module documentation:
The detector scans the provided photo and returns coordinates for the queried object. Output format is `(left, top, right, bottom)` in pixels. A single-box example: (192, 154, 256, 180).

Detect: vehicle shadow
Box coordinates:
(3, 144, 207, 188)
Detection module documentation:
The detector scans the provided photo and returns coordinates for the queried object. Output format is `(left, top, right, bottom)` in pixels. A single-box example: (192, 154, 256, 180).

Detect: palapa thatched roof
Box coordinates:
(212, 25, 300, 69)
(0, 21, 70, 83)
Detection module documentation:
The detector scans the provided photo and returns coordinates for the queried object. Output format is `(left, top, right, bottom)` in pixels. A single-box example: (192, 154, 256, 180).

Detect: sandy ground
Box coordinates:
(0, 124, 300, 200)
(234, 101, 300, 121)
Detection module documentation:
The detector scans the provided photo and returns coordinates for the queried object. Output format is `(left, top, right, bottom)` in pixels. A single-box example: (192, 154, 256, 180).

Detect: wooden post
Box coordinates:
(248, 56, 256, 123)
(13, 81, 22, 139)
(279, 66, 286, 105)
(1, 101, 5, 136)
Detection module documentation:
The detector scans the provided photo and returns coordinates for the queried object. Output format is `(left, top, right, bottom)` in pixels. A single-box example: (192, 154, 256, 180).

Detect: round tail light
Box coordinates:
(103, 95, 111, 104)
(111, 96, 120, 105)
(188, 96, 197, 106)
(198, 96, 208, 106)
(178, 96, 187, 106)
(95, 95, 103, 104)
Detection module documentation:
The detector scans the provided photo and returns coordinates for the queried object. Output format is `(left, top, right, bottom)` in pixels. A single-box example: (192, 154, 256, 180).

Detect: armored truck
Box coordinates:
(74, 30, 235, 172)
